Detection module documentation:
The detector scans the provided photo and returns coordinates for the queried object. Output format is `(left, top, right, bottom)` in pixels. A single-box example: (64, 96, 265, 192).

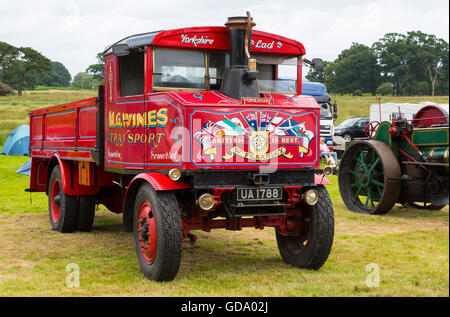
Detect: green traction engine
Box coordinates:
(338, 105, 449, 214)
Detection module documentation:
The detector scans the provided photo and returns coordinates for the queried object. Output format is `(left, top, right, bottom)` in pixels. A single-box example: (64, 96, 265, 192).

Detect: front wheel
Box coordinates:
(133, 183, 182, 282)
(276, 186, 334, 270)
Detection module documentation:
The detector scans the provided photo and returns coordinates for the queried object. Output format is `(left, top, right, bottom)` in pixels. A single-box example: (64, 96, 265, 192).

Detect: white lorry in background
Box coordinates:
(302, 82, 338, 148)
(370, 102, 449, 123)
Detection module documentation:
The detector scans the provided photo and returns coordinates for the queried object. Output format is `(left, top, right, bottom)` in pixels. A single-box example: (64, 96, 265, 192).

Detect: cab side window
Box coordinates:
(118, 50, 145, 96)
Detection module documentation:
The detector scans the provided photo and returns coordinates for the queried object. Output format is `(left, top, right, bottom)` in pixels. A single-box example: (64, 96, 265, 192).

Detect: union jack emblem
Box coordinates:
(245, 113, 257, 121)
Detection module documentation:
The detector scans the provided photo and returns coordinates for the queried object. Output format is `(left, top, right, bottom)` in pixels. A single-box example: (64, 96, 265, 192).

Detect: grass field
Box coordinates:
(0, 91, 448, 297)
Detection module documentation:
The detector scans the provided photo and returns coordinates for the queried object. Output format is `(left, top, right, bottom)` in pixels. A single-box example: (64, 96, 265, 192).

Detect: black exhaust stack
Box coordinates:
(220, 13, 259, 100)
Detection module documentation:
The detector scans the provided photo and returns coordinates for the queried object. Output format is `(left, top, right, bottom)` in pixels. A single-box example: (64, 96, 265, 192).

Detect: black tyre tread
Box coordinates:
(307, 186, 334, 269)
(48, 166, 77, 233)
(134, 184, 182, 282)
(76, 196, 96, 232)
(277, 186, 334, 270)
(155, 190, 183, 281)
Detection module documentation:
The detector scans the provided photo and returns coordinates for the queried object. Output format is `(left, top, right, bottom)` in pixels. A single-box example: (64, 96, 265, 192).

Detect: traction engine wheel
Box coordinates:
(276, 186, 334, 270)
(133, 183, 182, 282)
(364, 121, 380, 139)
(48, 165, 77, 232)
(403, 202, 447, 211)
(338, 140, 401, 214)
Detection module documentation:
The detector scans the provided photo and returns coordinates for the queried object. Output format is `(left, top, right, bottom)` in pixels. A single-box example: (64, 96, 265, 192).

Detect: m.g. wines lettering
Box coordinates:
(108, 108, 168, 129)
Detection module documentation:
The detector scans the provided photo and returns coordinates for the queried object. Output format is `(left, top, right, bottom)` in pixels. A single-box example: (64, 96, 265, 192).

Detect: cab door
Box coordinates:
(104, 50, 146, 171)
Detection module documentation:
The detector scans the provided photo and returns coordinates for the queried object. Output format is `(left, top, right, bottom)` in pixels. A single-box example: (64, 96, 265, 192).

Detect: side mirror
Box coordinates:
(333, 101, 338, 117)
(112, 44, 130, 57)
(334, 113, 338, 119)
(303, 58, 324, 70)
(311, 58, 324, 70)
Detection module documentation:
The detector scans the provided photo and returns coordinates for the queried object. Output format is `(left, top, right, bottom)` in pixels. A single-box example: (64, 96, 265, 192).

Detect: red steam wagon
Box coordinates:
(28, 13, 334, 281)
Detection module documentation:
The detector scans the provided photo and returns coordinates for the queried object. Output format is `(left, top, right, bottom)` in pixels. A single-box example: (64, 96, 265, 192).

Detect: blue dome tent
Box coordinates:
(1, 125, 30, 156)
(16, 158, 31, 175)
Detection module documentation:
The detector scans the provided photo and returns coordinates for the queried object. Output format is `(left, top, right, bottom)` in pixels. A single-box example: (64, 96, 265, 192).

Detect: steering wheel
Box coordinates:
(364, 121, 380, 139)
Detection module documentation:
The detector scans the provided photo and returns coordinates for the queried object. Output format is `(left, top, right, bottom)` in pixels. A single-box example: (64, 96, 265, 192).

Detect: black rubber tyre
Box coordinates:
(276, 186, 334, 270)
(76, 196, 96, 232)
(48, 165, 77, 233)
(133, 183, 182, 282)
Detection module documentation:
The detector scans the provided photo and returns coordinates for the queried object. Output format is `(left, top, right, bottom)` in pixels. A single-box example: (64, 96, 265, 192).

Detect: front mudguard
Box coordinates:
(122, 172, 191, 232)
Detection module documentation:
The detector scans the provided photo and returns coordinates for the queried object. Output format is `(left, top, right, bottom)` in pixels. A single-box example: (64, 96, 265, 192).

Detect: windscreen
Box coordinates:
(256, 55, 298, 94)
(153, 49, 228, 90)
(319, 103, 333, 120)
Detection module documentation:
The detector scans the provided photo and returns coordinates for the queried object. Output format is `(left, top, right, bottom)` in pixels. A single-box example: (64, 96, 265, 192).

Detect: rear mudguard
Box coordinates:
(47, 154, 101, 196)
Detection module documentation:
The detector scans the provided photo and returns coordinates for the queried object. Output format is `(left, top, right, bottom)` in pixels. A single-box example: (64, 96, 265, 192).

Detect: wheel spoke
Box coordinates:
(368, 157, 381, 174)
(375, 184, 383, 198)
(348, 169, 359, 177)
(364, 194, 369, 209)
(371, 179, 384, 187)
(354, 184, 364, 199)
(368, 190, 375, 209)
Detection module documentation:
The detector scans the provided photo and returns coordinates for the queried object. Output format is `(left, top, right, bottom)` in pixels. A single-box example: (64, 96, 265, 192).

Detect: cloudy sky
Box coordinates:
(1, 0, 448, 79)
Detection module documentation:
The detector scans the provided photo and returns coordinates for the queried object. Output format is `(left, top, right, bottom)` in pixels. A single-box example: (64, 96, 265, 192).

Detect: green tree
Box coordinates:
(373, 31, 449, 96)
(329, 43, 381, 95)
(71, 72, 97, 89)
(305, 60, 331, 83)
(51, 61, 72, 87)
(0, 42, 19, 76)
(373, 33, 410, 95)
(376, 82, 394, 96)
(305, 61, 338, 92)
(86, 53, 104, 82)
(33, 61, 72, 87)
(3, 47, 52, 95)
(436, 48, 449, 95)
(1, 60, 39, 92)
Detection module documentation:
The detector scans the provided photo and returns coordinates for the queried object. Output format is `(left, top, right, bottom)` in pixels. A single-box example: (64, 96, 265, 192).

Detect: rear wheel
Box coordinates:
(338, 140, 401, 214)
(133, 183, 182, 281)
(76, 196, 96, 232)
(48, 165, 77, 233)
(276, 186, 334, 270)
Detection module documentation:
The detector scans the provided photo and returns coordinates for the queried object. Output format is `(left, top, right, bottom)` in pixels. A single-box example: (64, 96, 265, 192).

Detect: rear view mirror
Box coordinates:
(311, 58, 324, 70)
(112, 44, 130, 57)
(303, 58, 325, 70)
